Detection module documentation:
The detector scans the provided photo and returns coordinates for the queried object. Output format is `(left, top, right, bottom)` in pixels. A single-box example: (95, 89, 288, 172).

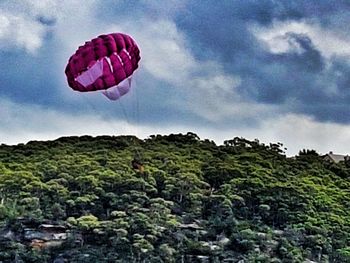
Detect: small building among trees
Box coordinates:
(323, 151, 349, 163)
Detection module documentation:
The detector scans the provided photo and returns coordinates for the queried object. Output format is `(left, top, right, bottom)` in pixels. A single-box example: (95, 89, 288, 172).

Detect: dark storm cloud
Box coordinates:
(0, 50, 59, 105)
(237, 33, 325, 104)
(174, 0, 345, 60)
(37, 16, 56, 26)
(282, 33, 325, 72)
(175, 0, 350, 123)
(1, 0, 350, 126)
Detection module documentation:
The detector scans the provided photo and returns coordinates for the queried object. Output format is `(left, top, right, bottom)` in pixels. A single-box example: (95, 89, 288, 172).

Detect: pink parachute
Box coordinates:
(65, 33, 140, 100)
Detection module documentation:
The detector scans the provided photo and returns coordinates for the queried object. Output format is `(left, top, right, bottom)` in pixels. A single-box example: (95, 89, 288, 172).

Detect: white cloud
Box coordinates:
(190, 114, 350, 156)
(0, 0, 98, 54)
(252, 20, 350, 58)
(184, 72, 276, 122)
(1, 99, 349, 156)
(0, 99, 136, 144)
(0, 11, 46, 53)
(236, 114, 350, 156)
(106, 19, 197, 85)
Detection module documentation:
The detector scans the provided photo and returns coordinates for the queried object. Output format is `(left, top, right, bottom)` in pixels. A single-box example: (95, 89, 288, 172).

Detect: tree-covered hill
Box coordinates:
(0, 133, 350, 262)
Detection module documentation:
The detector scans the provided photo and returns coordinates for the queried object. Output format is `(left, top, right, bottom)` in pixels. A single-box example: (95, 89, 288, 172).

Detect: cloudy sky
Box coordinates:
(1, 0, 350, 155)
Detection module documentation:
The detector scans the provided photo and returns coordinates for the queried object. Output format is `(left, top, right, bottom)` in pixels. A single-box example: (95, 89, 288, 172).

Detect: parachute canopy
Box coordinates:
(65, 33, 140, 100)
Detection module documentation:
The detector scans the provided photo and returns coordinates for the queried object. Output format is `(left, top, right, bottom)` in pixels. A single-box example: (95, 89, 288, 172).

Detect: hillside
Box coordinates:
(0, 133, 350, 262)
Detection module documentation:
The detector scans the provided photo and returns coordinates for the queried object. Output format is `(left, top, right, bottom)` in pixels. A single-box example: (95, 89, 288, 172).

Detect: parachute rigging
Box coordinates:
(64, 33, 143, 169)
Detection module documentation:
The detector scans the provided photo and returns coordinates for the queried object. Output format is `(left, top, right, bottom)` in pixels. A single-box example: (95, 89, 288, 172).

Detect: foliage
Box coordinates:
(0, 133, 349, 262)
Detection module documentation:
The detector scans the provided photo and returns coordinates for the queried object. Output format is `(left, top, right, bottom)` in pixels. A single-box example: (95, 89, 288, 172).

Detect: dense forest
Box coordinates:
(0, 133, 350, 262)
